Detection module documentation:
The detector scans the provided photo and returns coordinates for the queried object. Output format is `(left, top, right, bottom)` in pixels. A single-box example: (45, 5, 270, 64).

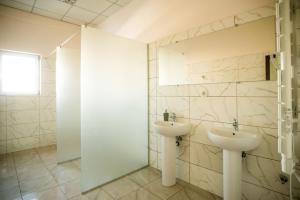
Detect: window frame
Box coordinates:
(0, 49, 41, 96)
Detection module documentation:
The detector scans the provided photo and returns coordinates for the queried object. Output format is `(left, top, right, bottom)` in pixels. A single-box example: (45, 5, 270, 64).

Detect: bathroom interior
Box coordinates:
(0, 0, 300, 200)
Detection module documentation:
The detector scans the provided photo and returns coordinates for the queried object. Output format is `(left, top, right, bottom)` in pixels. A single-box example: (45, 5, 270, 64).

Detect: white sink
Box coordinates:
(154, 120, 191, 187)
(208, 126, 262, 200)
(154, 121, 191, 137)
(208, 127, 262, 151)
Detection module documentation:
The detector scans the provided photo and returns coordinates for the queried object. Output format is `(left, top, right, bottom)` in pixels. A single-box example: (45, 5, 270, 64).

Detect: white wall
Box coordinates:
(0, 5, 79, 56)
(99, 0, 274, 42)
(0, 6, 80, 154)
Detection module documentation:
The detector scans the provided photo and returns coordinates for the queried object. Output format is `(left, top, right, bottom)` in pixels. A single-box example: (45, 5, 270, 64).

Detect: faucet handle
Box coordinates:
(169, 112, 176, 121)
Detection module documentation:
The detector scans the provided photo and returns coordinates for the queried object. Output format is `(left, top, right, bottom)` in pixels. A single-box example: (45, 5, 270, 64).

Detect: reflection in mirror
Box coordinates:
(158, 17, 276, 85)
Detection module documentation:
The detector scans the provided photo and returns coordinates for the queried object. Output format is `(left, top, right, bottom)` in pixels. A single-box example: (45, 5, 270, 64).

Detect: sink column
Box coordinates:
(223, 150, 242, 200)
(161, 136, 176, 186)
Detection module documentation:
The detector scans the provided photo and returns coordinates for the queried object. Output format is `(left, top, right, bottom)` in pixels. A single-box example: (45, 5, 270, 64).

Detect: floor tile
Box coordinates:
(83, 188, 113, 200)
(117, 188, 162, 200)
(16, 163, 51, 181)
(102, 177, 140, 199)
(0, 146, 221, 200)
(0, 175, 19, 191)
(69, 195, 89, 200)
(20, 174, 57, 195)
(22, 186, 67, 200)
(59, 180, 81, 199)
(49, 162, 80, 184)
(144, 179, 183, 200)
(0, 185, 22, 200)
(72, 159, 81, 169)
(128, 167, 161, 186)
(169, 181, 222, 200)
(13, 149, 42, 167)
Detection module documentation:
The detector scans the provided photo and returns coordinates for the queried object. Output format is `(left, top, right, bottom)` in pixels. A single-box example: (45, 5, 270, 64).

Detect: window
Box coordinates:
(0, 50, 40, 95)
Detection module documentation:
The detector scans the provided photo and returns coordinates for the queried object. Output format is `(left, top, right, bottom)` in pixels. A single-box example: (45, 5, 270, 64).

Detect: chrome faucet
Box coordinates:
(233, 118, 239, 132)
(169, 113, 176, 122)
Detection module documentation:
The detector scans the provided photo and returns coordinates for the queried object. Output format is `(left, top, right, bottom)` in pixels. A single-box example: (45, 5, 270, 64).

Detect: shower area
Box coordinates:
(55, 26, 148, 192)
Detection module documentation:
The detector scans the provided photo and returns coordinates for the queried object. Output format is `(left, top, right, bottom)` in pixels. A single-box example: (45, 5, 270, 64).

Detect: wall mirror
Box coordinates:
(158, 17, 277, 85)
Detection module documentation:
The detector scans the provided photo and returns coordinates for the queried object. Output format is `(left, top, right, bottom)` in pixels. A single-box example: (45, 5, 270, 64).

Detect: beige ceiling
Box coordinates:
(0, 0, 132, 25)
(99, 0, 275, 42)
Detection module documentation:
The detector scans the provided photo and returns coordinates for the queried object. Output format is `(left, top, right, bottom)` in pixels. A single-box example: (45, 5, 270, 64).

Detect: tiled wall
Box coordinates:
(147, 3, 297, 200)
(0, 54, 56, 154)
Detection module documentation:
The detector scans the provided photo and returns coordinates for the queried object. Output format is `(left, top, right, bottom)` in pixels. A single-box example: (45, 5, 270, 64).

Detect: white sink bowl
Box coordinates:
(208, 127, 262, 151)
(154, 120, 192, 186)
(154, 121, 191, 137)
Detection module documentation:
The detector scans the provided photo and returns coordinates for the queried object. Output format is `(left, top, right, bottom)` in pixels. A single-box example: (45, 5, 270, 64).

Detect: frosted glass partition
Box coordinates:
(81, 27, 148, 192)
(56, 47, 81, 163)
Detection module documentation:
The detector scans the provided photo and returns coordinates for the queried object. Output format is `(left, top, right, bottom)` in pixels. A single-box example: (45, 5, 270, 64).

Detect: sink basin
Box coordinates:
(208, 127, 262, 200)
(154, 120, 191, 186)
(154, 121, 191, 137)
(208, 127, 262, 151)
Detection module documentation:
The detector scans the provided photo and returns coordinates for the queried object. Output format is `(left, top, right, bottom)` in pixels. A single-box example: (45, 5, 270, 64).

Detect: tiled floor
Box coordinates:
(0, 145, 222, 200)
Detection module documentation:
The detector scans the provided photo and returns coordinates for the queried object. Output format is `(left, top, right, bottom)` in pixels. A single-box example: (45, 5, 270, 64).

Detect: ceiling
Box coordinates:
(99, 0, 275, 42)
(0, 0, 132, 26)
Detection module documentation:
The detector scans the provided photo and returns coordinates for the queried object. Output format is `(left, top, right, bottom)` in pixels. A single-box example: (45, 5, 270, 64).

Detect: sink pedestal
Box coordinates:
(223, 150, 242, 200)
(161, 136, 176, 186)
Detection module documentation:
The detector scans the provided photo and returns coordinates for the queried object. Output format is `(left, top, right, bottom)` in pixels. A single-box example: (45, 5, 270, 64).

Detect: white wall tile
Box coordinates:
(189, 120, 232, 146)
(190, 164, 223, 197)
(39, 134, 56, 147)
(40, 97, 56, 110)
(242, 181, 289, 200)
(0, 140, 6, 154)
(176, 140, 189, 162)
(40, 110, 56, 122)
(41, 83, 56, 97)
(157, 85, 189, 97)
(40, 121, 56, 135)
(6, 97, 39, 111)
(189, 83, 236, 97)
(237, 97, 277, 128)
(149, 60, 157, 79)
(149, 78, 157, 97)
(149, 150, 158, 169)
(0, 112, 6, 127)
(190, 142, 222, 173)
(147, 4, 281, 198)
(41, 70, 56, 84)
(237, 81, 277, 97)
(7, 123, 39, 139)
(7, 110, 39, 125)
(190, 97, 236, 123)
(149, 97, 156, 115)
(176, 159, 189, 183)
(7, 136, 39, 153)
(149, 133, 157, 151)
(149, 114, 157, 133)
(0, 126, 6, 141)
(157, 97, 189, 118)
(0, 96, 6, 112)
(239, 125, 279, 160)
(0, 57, 56, 154)
(242, 155, 289, 195)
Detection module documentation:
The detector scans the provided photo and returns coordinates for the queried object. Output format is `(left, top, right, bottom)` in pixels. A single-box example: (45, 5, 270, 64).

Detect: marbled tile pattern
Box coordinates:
(146, 3, 294, 197)
(157, 3, 275, 47)
(0, 146, 221, 200)
(0, 55, 56, 154)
